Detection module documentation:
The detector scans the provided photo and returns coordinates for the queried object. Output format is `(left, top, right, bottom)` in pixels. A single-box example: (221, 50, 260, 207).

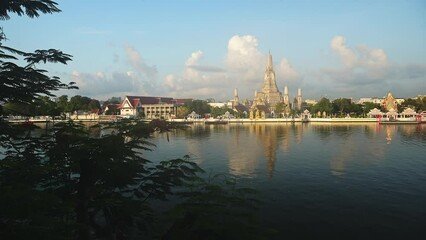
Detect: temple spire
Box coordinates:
(284, 85, 289, 106)
(267, 51, 273, 71)
(233, 88, 239, 107)
(251, 51, 283, 111)
(297, 88, 302, 111)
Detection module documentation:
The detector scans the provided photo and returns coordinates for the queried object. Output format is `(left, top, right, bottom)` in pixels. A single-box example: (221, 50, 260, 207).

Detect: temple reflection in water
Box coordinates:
(227, 123, 306, 178)
(145, 122, 425, 180)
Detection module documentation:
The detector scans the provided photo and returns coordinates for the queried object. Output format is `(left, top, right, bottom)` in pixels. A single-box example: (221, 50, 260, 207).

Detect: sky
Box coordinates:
(3, 0, 426, 101)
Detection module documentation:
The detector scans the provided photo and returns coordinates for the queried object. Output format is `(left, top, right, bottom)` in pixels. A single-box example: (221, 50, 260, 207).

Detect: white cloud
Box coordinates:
(309, 35, 424, 99)
(225, 35, 265, 87)
(330, 35, 388, 70)
(161, 35, 301, 100)
(226, 35, 263, 70)
(357, 45, 387, 69)
(125, 45, 158, 80)
(330, 36, 358, 68)
(68, 70, 157, 99)
(185, 50, 203, 66)
(64, 46, 161, 99)
(162, 50, 230, 99)
(278, 58, 299, 83)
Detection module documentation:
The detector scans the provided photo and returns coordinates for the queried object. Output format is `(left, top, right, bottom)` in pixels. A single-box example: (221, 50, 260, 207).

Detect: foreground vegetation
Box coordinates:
(0, 2, 268, 239)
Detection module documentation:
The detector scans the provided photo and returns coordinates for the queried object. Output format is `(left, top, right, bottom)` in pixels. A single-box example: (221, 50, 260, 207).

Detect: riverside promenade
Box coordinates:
(168, 118, 379, 124)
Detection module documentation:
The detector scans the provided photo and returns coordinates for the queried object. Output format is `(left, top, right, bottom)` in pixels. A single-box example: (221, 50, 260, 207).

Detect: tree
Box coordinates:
(33, 96, 58, 116)
(67, 95, 92, 113)
(311, 97, 332, 116)
(363, 102, 380, 114)
(332, 98, 352, 117)
(0, 36, 76, 108)
(177, 105, 190, 118)
(210, 106, 235, 118)
(55, 94, 70, 113)
(87, 99, 100, 113)
(399, 97, 426, 112)
(185, 100, 211, 116)
(2, 101, 34, 116)
(104, 103, 119, 115)
(274, 102, 285, 117)
(107, 96, 121, 104)
(0, 2, 262, 239)
(0, 1, 77, 238)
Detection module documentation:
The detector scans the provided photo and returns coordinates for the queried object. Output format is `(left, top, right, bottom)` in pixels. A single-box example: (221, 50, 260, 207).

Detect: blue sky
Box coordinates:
(3, 0, 425, 101)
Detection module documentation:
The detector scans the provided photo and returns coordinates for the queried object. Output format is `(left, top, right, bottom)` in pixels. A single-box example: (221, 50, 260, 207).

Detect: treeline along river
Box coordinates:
(146, 122, 426, 239)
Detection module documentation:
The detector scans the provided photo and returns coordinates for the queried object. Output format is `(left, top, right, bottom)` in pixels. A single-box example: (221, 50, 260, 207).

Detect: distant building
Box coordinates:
(231, 88, 249, 116)
(358, 95, 404, 106)
(252, 52, 283, 112)
(208, 102, 229, 108)
(357, 98, 383, 105)
(382, 92, 398, 112)
(232, 88, 239, 108)
(305, 99, 318, 105)
(119, 96, 191, 119)
(297, 88, 302, 111)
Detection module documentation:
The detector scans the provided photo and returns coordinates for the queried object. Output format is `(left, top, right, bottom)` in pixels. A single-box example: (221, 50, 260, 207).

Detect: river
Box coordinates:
(146, 122, 426, 239)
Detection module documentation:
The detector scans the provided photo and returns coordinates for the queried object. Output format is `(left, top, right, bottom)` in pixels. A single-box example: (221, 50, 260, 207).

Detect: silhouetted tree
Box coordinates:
(0, 2, 262, 240)
(87, 99, 100, 112)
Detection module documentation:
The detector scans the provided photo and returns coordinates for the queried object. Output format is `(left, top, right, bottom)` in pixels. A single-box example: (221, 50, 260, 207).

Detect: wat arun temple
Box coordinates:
(247, 52, 302, 117)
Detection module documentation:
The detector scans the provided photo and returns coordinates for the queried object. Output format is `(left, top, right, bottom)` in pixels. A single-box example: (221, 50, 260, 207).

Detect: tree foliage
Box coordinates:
(399, 97, 426, 112)
(0, 120, 206, 239)
(311, 97, 332, 116)
(0, 2, 263, 240)
(332, 98, 352, 116)
(363, 102, 381, 114)
(210, 106, 235, 118)
(274, 102, 285, 117)
(0, 30, 76, 109)
(176, 105, 190, 118)
(0, 0, 61, 20)
(185, 100, 211, 116)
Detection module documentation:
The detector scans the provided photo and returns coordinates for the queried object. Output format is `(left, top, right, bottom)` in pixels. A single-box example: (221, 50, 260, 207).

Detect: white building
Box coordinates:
(357, 98, 383, 104)
(208, 102, 229, 108)
(119, 96, 179, 119)
(304, 99, 318, 105)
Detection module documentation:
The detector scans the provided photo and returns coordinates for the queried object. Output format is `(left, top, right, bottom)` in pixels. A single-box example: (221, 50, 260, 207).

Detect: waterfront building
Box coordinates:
(119, 96, 191, 119)
(400, 108, 417, 118)
(367, 108, 383, 118)
(252, 52, 283, 112)
(382, 92, 398, 112)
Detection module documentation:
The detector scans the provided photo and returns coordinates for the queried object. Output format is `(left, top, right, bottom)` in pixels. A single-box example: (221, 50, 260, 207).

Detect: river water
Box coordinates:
(146, 122, 426, 239)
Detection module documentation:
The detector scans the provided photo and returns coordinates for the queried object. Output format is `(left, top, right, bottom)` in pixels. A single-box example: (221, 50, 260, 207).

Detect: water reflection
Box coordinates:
(228, 125, 259, 177)
(226, 123, 306, 178)
(144, 123, 425, 181)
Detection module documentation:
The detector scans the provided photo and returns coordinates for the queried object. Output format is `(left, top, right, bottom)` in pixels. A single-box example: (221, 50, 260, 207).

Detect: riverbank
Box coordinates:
(6, 117, 423, 124)
(169, 118, 380, 124)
